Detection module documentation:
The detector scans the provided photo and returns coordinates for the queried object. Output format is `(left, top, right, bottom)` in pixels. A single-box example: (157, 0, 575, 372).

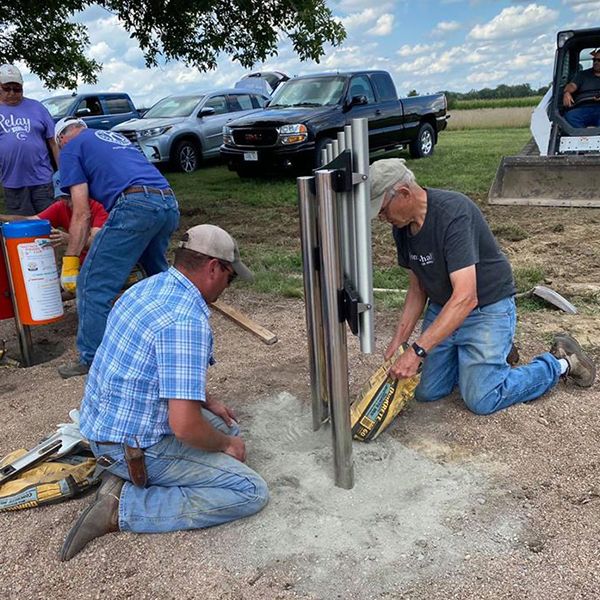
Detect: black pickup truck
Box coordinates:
(221, 70, 448, 176)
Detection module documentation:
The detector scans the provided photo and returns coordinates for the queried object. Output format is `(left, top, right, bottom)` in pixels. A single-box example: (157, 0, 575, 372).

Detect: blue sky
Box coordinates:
(20, 1, 600, 108)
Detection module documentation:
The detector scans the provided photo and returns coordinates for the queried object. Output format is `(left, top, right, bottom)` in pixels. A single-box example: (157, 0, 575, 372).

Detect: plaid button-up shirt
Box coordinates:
(80, 267, 213, 447)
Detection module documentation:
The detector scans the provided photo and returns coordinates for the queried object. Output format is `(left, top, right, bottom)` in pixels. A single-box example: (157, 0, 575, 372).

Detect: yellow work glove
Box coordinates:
(61, 256, 80, 293)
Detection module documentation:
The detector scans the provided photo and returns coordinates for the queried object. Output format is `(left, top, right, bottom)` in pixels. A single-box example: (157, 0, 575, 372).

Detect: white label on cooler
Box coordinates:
(17, 239, 64, 321)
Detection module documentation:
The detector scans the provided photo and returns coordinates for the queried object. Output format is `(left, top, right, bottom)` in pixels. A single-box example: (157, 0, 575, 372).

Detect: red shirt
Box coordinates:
(38, 198, 108, 262)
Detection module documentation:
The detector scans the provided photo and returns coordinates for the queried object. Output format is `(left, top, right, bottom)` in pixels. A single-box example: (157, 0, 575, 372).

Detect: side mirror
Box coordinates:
(198, 106, 216, 118)
(75, 107, 91, 117)
(350, 95, 368, 107)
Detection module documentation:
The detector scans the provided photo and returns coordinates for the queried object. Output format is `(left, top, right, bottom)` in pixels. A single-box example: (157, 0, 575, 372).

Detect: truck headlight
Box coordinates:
(278, 123, 308, 145)
(223, 125, 234, 145)
(138, 126, 172, 138)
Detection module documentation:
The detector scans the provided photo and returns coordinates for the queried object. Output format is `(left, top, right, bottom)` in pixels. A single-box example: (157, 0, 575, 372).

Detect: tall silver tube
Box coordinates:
(351, 118, 374, 354)
(337, 131, 352, 279)
(298, 177, 329, 430)
(316, 170, 354, 489)
(344, 125, 359, 287)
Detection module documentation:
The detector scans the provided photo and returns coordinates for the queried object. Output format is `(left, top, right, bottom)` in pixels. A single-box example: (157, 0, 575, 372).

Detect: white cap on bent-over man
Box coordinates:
(179, 224, 254, 282)
(0, 64, 23, 85)
(54, 116, 87, 143)
(369, 158, 414, 219)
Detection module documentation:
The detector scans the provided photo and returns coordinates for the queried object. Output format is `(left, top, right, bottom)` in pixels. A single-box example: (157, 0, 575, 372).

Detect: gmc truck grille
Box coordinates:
(232, 128, 278, 147)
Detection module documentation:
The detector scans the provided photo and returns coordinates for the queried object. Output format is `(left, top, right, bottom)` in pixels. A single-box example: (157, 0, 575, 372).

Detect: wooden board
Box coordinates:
(211, 300, 278, 345)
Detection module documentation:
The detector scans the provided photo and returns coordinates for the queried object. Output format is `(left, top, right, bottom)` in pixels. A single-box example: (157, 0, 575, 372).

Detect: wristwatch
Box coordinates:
(411, 342, 428, 359)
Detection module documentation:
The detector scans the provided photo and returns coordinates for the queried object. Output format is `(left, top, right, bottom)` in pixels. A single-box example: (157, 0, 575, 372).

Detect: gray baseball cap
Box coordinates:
(179, 224, 253, 282)
(369, 158, 413, 218)
(0, 64, 23, 85)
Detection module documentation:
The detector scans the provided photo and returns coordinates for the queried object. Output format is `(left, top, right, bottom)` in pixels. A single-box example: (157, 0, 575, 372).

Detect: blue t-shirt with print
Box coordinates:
(0, 98, 55, 188)
(59, 129, 169, 211)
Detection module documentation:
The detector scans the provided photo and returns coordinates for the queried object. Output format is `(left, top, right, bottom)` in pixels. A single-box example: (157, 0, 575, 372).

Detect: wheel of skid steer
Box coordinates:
(409, 123, 435, 159)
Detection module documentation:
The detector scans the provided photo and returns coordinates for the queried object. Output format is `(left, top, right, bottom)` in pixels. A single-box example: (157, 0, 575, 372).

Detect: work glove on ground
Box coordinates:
(61, 256, 80, 293)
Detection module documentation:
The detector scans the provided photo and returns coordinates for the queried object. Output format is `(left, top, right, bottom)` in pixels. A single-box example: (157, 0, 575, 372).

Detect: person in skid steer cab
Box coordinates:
(370, 158, 596, 416)
(0, 64, 58, 216)
(60, 224, 268, 561)
(563, 48, 600, 128)
(54, 116, 180, 379)
(0, 171, 108, 263)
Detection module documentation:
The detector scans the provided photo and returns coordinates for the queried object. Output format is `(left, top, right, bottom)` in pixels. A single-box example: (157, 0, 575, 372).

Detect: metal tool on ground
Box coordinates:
(210, 300, 278, 345)
(489, 28, 600, 208)
(516, 285, 577, 314)
(0, 410, 85, 485)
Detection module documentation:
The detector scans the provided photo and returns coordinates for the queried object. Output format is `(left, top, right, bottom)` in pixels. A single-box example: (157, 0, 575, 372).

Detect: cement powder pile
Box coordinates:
(210, 392, 523, 598)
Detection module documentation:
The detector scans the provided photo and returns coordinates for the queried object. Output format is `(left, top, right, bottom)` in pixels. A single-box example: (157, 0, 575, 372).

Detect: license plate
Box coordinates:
(244, 151, 258, 161)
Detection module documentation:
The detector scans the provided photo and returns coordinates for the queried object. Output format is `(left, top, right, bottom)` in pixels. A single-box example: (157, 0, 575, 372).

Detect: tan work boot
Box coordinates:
(60, 481, 122, 561)
(95, 472, 125, 501)
(550, 333, 596, 387)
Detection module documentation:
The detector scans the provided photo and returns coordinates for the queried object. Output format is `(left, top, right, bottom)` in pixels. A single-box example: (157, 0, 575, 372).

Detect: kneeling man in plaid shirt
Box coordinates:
(60, 224, 268, 561)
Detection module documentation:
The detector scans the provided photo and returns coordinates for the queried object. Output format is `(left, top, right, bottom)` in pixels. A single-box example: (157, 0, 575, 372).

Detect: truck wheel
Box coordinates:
(172, 140, 201, 173)
(409, 123, 435, 159)
(314, 137, 334, 168)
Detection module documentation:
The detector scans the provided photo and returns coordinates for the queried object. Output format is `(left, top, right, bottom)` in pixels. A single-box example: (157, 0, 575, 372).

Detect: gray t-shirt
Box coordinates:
(393, 188, 515, 306)
(572, 69, 600, 105)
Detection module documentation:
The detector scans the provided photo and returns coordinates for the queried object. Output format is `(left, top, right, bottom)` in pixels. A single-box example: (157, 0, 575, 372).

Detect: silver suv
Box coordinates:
(112, 88, 269, 172)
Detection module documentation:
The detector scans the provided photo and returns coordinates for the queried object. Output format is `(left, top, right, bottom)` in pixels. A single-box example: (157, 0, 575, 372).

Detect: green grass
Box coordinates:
(452, 97, 542, 110)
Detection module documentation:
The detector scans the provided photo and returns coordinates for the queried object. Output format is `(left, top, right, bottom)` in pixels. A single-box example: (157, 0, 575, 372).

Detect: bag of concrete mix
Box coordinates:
(350, 344, 420, 442)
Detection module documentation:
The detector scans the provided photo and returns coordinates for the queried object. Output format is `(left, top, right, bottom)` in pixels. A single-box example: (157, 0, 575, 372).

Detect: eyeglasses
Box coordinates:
(1, 84, 23, 93)
(218, 260, 237, 285)
(378, 185, 396, 218)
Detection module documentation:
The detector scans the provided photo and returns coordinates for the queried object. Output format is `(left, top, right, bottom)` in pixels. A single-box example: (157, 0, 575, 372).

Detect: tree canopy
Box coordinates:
(0, 1, 345, 89)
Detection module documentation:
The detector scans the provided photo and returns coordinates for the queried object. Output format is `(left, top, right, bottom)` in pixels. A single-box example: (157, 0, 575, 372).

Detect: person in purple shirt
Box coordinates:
(0, 64, 58, 215)
(54, 116, 180, 379)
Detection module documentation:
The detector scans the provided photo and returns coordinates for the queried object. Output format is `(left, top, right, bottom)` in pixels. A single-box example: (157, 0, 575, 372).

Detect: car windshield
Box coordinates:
(41, 96, 75, 118)
(143, 95, 204, 118)
(269, 77, 346, 108)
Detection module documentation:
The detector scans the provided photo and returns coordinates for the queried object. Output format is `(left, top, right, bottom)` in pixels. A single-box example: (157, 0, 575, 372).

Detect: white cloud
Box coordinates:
(469, 4, 558, 41)
(433, 20, 461, 35)
(467, 70, 508, 84)
(397, 43, 443, 57)
(340, 8, 378, 30)
(367, 13, 394, 36)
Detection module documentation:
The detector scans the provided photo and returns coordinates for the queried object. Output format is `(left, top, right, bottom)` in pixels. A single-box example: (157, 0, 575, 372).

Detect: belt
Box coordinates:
(123, 186, 174, 196)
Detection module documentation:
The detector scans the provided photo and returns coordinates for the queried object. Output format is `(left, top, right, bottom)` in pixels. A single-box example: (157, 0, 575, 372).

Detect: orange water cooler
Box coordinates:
(1, 220, 63, 325)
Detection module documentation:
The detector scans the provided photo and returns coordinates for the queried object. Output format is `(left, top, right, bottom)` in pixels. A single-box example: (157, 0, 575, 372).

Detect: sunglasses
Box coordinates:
(218, 260, 237, 285)
(1, 84, 23, 93)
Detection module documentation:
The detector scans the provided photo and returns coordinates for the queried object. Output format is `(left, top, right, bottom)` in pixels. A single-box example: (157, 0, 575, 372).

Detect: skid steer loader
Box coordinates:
(489, 28, 600, 208)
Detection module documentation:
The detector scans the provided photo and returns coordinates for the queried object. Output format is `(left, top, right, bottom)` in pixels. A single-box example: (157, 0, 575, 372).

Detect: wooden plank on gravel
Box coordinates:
(211, 300, 278, 345)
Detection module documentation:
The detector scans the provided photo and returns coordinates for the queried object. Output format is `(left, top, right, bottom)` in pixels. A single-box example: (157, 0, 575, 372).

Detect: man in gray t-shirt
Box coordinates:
(370, 158, 595, 415)
(563, 49, 600, 128)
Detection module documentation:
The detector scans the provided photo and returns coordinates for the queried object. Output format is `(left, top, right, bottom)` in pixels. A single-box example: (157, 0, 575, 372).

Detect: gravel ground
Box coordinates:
(0, 290, 599, 600)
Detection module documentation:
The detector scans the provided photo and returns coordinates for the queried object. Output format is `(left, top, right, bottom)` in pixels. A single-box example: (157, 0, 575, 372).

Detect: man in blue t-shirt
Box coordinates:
(0, 64, 58, 215)
(54, 116, 180, 378)
(370, 158, 595, 416)
(563, 49, 600, 128)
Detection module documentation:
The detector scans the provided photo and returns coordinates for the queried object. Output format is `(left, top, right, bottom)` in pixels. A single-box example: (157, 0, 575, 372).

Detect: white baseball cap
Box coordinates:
(55, 116, 87, 143)
(179, 224, 253, 282)
(369, 158, 415, 219)
(0, 64, 23, 85)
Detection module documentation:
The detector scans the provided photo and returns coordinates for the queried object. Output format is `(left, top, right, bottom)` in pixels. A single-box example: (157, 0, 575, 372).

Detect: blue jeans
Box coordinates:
(415, 297, 561, 415)
(76, 188, 180, 364)
(565, 105, 600, 128)
(90, 409, 269, 533)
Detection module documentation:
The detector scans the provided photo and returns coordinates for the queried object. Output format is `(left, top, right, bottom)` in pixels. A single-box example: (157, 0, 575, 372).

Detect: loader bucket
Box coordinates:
(489, 155, 600, 208)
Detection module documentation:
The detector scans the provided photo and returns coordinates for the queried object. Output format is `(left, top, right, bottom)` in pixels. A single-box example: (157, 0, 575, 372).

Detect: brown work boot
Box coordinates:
(60, 487, 121, 561)
(95, 472, 125, 501)
(58, 361, 90, 379)
(550, 333, 596, 387)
